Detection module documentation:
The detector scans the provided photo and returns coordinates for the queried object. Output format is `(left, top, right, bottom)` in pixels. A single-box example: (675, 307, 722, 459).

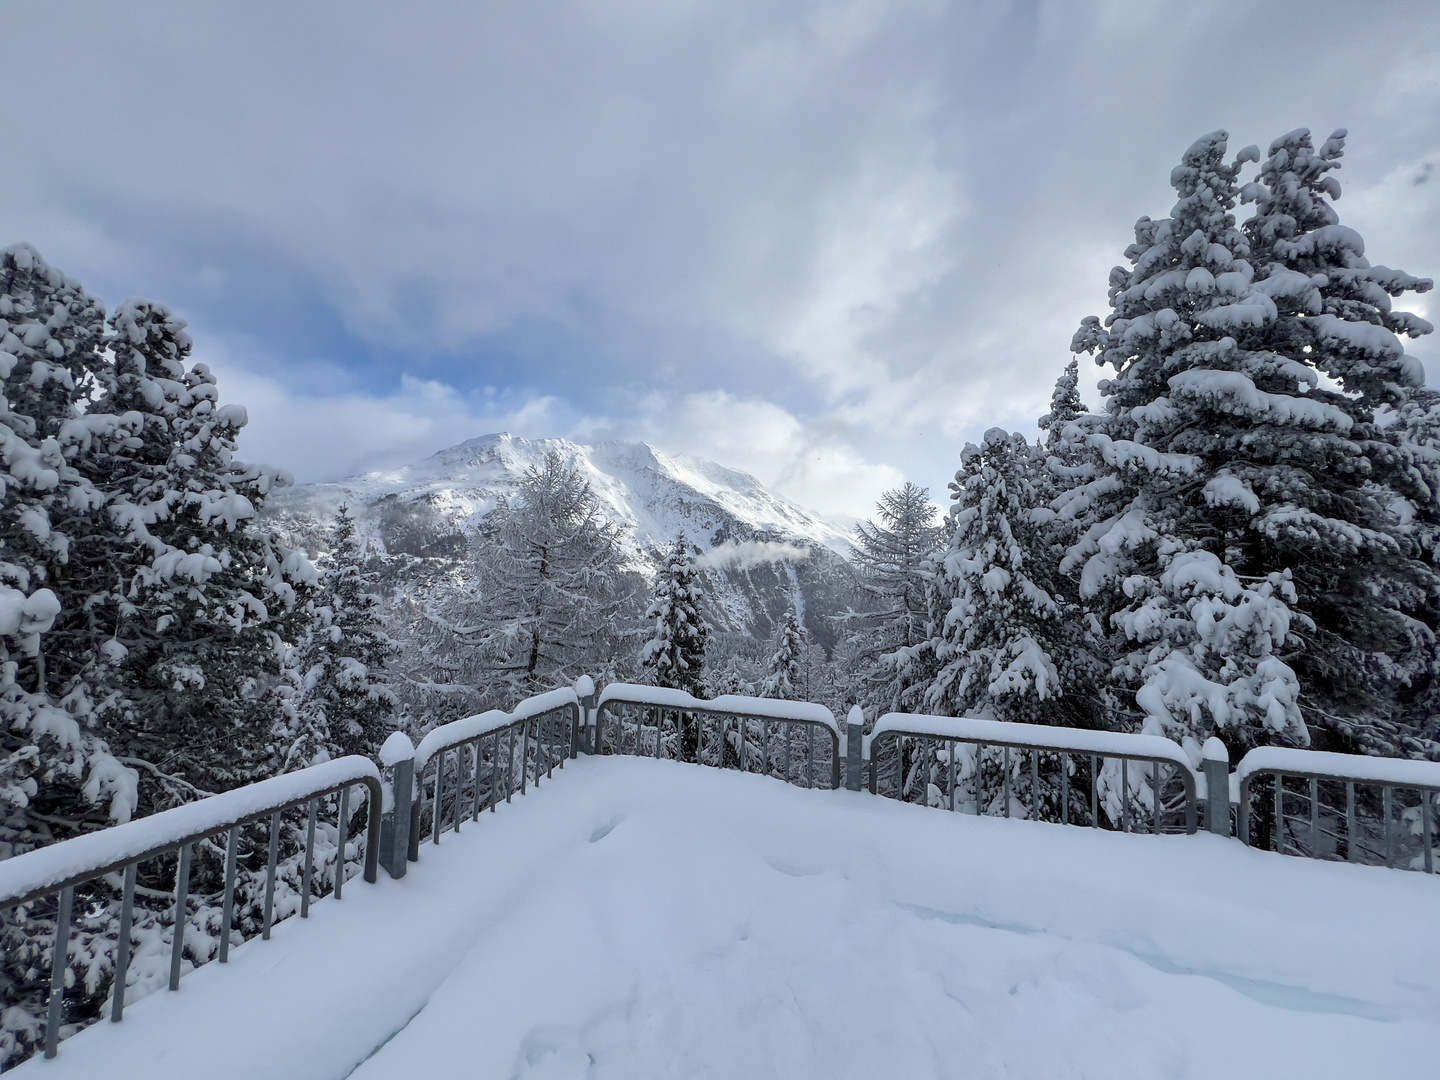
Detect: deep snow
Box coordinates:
(23, 756, 1440, 1079)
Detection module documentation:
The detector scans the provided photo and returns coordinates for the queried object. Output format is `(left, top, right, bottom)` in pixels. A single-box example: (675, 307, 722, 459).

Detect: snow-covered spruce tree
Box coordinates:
(1238, 128, 1439, 755)
(1069, 128, 1436, 757)
(71, 301, 314, 800)
(761, 606, 805, 700)
(278, 506, 397, 769)
(464, 452, 640, 703)
(640, 534, 709, 695)
(0, 245, 135, 859)
(925, 428, 1100, 731)
(836, 483, 943, 715)
(1038, 358, 1088, 450)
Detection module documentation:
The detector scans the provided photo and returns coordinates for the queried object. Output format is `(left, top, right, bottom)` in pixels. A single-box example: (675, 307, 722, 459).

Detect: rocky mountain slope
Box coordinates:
(266, 433, 862, 647)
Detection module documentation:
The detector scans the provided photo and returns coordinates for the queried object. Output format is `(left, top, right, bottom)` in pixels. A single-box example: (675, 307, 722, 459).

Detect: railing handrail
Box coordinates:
(0, 756, 384, 911)
(1234, 745, 1440, 790)
(864, 712, 1199, 778)
(414, 689, 582, 777)
(597, 683, 839, 735)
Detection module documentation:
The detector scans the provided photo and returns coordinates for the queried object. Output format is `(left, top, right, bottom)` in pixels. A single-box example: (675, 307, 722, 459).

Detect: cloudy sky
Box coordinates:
(3, 1, 1438, 517)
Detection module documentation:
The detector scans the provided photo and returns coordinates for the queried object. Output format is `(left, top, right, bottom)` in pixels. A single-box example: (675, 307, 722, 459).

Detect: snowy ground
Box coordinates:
(26, 756, 1440, 1080)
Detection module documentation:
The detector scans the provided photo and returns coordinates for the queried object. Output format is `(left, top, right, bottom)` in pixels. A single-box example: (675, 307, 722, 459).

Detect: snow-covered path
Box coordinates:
(26, 756, 1440, 1079)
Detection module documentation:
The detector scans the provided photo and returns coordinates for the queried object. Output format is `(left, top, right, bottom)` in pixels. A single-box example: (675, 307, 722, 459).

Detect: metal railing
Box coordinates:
(1235, 747, 1440, 873)
(407, 688, 584, 859)
(0, 756, 382, 1061)
(595, 684, 842, 790)
(863, 713, 1199, 835)
(8, 680, 1439, 1064)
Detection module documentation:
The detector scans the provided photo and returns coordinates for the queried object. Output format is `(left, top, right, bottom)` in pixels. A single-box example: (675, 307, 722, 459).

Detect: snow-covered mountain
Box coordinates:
(266, 434, 861, 644)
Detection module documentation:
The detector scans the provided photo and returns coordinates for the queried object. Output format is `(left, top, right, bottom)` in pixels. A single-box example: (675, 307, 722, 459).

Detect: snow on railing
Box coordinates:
(595, 683, 842, 789)
(862, 712, 1199, 835)
(406, 687, 584, 860)
(1233, 745, 1440, 872)
(0, 756, 383, 1062)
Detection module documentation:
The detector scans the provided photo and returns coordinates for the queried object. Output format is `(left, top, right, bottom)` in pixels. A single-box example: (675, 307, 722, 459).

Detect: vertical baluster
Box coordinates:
(169, 842, 192, 991)
(335, 787, 350, 899)
(807, 725, 815, 789)
(506, 726, 517, 803)
(655, 708, 663, 760)
(432, 751, 446, 844)
(1383, 785, 1394, 868)
(1273, 774, 1283, 853)
(1153, 762, 1161, 834)
(739, 716, 747, 773)
(1423, 788, 1434, 874)
(892, 736, 902, 799)
(948, 739, 957, 812)
(1309, 777, 1320, 858)
(478, 743, 489, 817)
(784, 721, 792, 782)
(762, 720, 770, 777)
(43, 885, 74, 1058)
(453, 747, 466, 827)
(976, 743, 985, 815)
(550, 714, 559, 776)
(1029, 750, 1039, 820)
(521, 720, 532, 794)
(218, 827, 239, 960)
(1346, 781, 1357, 863)
(262, 810, 281, 940)
(1121, 760, 1130, 834)
(1089, 755, 1098, 827)
(110, 864, 136, 1020)
(300, 800, 318, 916)
(1003, 747, 1011, 818)
(1061, 753, 1069, 825)
(489, 733, 500, 812)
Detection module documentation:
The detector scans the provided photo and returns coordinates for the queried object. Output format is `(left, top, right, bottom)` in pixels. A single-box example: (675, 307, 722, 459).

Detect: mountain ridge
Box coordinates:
(265, 433, 861, 646)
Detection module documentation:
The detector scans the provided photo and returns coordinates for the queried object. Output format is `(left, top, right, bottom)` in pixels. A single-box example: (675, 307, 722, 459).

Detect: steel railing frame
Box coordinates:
(1235, 747, 1440, 873)
(862, 712, 1199, 835)
(594, 684, 842, 790)
(406, 688, 584, 860)
(0, 756, 383, 1059)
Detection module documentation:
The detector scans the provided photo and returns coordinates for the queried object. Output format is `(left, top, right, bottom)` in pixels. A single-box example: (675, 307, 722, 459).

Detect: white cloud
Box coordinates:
(205, 353, 565, 481)
(694, 540, 812, 571)
(3, 0, 1438, 519)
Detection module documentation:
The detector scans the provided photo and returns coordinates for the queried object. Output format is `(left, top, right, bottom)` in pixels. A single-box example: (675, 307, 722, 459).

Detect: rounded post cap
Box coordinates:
(380, 730, 416, 765)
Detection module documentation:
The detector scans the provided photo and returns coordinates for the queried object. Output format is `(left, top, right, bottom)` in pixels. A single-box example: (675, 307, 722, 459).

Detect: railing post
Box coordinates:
(576, 675, 597, 754)
(845, 705, 865, 792)
(1202, 736, 1231, 837)
(379, 731, 416, 879)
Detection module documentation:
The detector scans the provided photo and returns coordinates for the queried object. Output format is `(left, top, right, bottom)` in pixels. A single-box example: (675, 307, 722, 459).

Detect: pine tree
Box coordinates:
(1068, 128, 1436, 756)
(761, 606, 805, 700)
(1038, 358, 1087, 450)
(0, 244, 136, 857)
(640, 534, 709, 695)
(923, 429, 1098, 728)
(279, 507, 397, 768)
(80, 307, 314, 800)
(464, 452, 639, 702)
(837, 483, 943, 713)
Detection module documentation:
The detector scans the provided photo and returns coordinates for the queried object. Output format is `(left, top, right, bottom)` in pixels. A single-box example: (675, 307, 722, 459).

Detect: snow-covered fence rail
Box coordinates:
(595, 684, 842, 790)
(862, 713, 1200, 835)
(0, 756, 382, 1061)
(1234, 747, 1440, 873)
(406, 688, 584, 860)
